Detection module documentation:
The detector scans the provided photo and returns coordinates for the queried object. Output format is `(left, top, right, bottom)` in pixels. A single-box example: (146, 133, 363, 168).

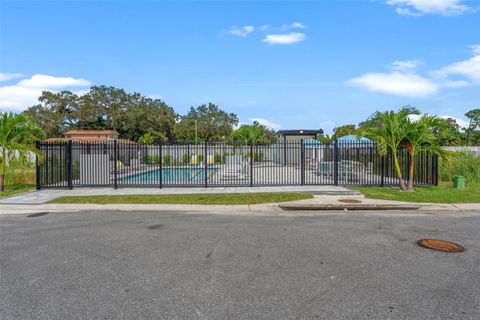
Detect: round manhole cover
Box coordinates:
(338, 199, 362, 204)
(417, 239, 464, 253)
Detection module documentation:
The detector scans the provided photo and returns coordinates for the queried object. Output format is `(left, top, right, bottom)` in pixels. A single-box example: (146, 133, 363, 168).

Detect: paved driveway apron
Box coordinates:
(1, 210, 479, 319)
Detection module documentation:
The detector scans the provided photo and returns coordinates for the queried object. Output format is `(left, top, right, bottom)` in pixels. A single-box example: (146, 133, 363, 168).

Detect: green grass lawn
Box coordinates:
(0, 184, 35, 199)
(351, 182, 480, 204)
(50, 192, 313, 205)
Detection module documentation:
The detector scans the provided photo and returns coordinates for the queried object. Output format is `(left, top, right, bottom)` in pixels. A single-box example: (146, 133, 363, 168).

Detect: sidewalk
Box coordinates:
(1, 192, 479, 215)
(278, 195, 480, 212)
(0, 186, 359, 205)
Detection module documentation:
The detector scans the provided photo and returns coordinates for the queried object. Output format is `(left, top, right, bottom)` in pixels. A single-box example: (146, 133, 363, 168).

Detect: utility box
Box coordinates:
(453, 176, 465, 189)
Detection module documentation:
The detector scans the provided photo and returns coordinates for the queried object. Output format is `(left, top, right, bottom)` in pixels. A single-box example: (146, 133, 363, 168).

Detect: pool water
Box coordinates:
(120, 167, 215, 182)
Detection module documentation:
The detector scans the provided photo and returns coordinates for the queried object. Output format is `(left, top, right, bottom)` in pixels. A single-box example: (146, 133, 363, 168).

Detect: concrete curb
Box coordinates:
(279, 204, 421, 211)
(1, 201, 478, 216)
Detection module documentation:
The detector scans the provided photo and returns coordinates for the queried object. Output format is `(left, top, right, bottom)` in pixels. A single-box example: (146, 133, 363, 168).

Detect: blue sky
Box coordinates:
(1, 0, 479, 133)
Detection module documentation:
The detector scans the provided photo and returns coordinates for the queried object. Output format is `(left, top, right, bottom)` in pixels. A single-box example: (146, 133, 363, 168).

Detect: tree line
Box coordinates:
(24, 85, 276, 144)
(319, 106, 480, 147)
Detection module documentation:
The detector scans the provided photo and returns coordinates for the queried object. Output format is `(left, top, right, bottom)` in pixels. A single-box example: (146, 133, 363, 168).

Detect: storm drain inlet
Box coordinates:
(417, 239, 464, 253)
(338, 199, 362, 204)
(27, 212, 49, 218)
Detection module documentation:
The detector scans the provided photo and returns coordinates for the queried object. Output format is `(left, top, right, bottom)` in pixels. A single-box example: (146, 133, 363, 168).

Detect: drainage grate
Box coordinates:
(338, 199, 362, 204)
(417, 239, 465, 253)
(27, 212, 49, 218)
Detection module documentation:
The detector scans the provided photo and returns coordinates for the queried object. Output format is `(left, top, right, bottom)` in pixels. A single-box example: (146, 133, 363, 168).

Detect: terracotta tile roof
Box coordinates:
(64, 130, 119, 135)
(44, 137, 136, 144)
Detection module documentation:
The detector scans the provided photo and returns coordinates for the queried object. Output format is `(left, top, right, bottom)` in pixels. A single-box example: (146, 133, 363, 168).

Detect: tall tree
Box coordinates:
(465, 109, 480, 146)
(359, 108, 415, 191)
(24, 86, 177, 143)
(0, 113, 45, 191)
(122, 96, 177, 143)
(24, 91, 82, 136)
(332, 124, 357, 140)
(434, 118, 466, 146)
(83, 86, 130, 132)
(402, 115, 444, 191)
(175, 103, 238, 142)
(230, 121, 276, 144)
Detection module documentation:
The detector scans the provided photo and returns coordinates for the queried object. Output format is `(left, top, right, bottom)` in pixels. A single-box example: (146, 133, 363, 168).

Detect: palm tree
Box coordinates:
(0, 113, 45, 191)
(138, 132, 154, 145)
(402, 115, 444, 191)
(360, 108, 415, 191)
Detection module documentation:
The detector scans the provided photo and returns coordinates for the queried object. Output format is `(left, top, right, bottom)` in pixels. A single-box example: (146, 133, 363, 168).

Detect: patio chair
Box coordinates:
(317, 162, 333, 176)
(207, 155, 215, 165)
(338, 160, 364, 182)
(190, 155, 198, 165)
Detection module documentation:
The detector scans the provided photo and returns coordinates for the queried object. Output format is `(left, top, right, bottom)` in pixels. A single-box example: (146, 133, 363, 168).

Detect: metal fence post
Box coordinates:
(159, 142, 163, 189)
(334, 140, 339, 186)
(380, 155, 385, 187)
(250, 141, 254, 187)
(35, 141, 41, 190)
(67, 140, 73, 189)
(300, 139, 305, 186)
(113, 140, 118, 189)
(204, 140, 208, 188)
(433, 155, 439, 186)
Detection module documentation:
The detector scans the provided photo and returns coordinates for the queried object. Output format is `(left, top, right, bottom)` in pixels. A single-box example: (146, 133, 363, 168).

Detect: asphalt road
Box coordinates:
(1, 210, 480, 320)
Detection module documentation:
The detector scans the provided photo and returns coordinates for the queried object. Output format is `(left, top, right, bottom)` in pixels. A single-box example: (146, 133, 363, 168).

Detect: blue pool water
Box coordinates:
(120, 167, 215, 182)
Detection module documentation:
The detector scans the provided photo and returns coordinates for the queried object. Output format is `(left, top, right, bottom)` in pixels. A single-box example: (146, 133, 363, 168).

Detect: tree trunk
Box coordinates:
(407, 154, 415, 191)
(0, 156, 5, 192)
(393, 153, 407, 191)
(466, 119, 473, 146)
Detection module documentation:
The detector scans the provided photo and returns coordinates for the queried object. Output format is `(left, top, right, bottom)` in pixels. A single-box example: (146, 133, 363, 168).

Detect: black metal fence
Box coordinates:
(36, 140, 438, 189)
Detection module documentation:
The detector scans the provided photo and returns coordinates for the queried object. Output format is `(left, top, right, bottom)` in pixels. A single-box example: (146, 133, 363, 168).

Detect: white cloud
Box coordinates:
(350, 46, 480, 97)
(439, 115, 469, 129)
(0, 73, 23, 82)
(0, 74, 91, 112)
(391, 60, 421, 72)
(349, 70, 438, 97)
(387, 0, 470, 16)
(248, 118, 281, 130)
(281, 22, 307, 30)
(433, 45, 480, 84)
(263, 32, 306, 45)
(229, 25, 255, 37)
(17, 74, 90, 88)
(409, 114, 469, 129)
(440, 79, 471, 88)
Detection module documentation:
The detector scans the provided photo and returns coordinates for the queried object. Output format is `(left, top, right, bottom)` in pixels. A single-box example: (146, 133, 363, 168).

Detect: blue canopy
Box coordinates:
(336, 135, 372, 144)
(303, 136, 372, 148)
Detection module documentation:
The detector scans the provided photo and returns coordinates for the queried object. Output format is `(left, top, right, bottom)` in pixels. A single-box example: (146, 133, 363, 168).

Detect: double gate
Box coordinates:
(36, 140, 438, 189)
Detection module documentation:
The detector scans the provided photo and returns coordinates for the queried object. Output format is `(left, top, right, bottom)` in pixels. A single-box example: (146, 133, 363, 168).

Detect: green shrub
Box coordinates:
(145, 155, 160, 164)
(163, 154, 171, 166)
(439, 151, 480, 183)
(214, 153, 223, 164)
(73, 160, 80, 179)
(254, 151, 264, 162)
(197, 154, 204, 162)
(182, 153, 190, 165)
(4, 157, 35, 185)
(241, 151, 265, 162)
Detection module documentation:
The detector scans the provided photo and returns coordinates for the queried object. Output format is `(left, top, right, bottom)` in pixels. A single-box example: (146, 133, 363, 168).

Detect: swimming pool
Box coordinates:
(120, 167, 215, 183)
